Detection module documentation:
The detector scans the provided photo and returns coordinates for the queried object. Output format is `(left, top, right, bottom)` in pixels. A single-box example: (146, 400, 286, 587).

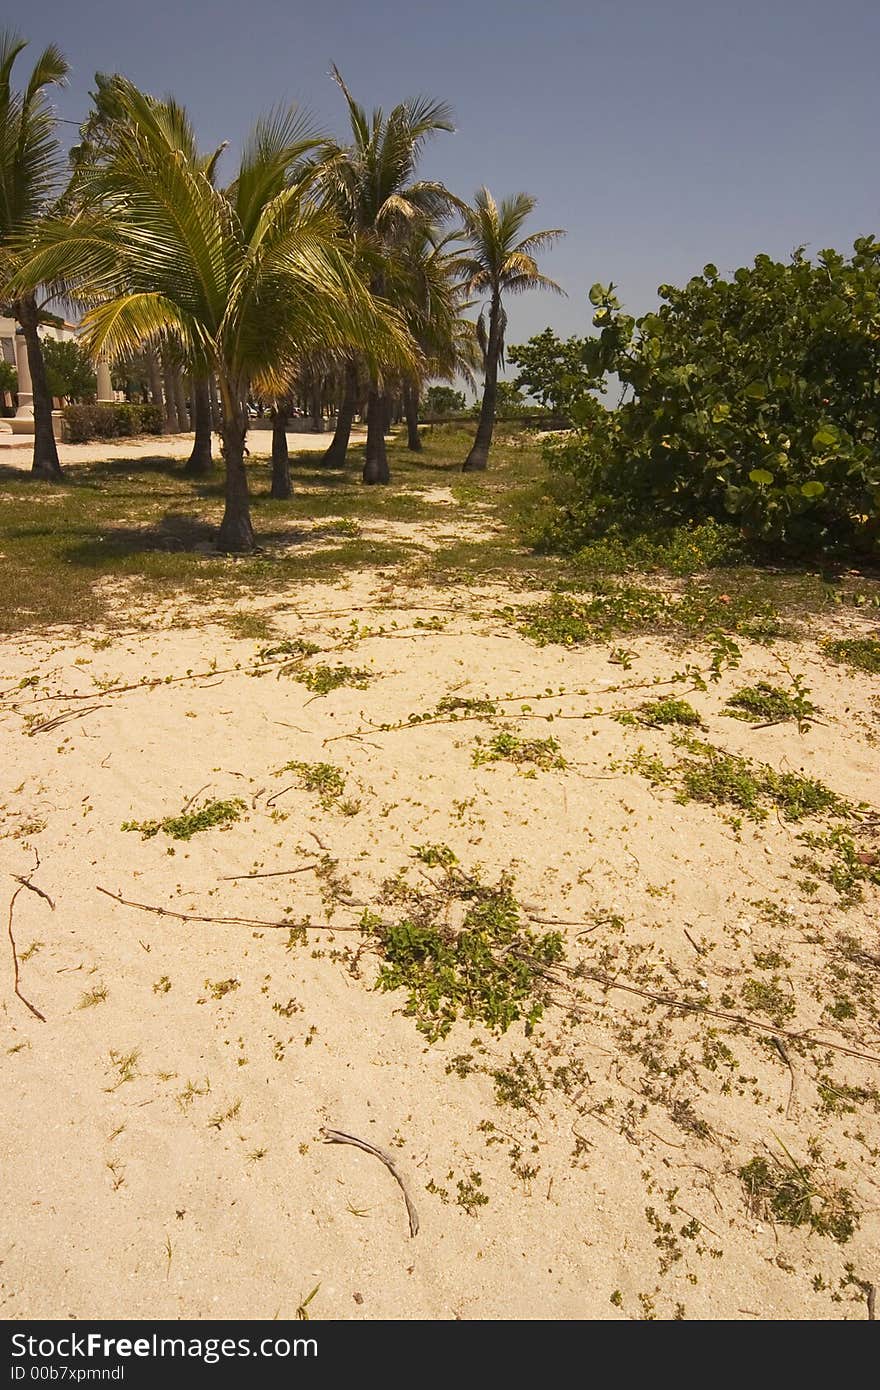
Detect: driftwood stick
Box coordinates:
(96, 886, 361, 932)
(321, 1127, 419, 1238)
(7, 884, 47, 1023)
(221, 864, 321, 881)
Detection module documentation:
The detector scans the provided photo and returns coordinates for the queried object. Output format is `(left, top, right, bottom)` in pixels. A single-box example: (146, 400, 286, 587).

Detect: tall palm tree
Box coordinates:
(12, 78, 414, 550)
(320, 67, 456, 483)
(458, 188, 564, 472)
(0, 30, 69, 480)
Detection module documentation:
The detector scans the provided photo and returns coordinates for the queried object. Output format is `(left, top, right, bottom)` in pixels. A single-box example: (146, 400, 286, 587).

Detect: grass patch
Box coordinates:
(515, 584, 783, 649)
(824, 637, 880, 675)
(122, 797, 246, 840)
(740, 1147, 859, 1242)
(631, 740, 850, 823)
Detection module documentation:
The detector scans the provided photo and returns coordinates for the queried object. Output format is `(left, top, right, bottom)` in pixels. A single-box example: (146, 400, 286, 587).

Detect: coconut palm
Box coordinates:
(396, 226, 479, 452)
(320, 67, 456, 483)
(71, 74, 225, 476)
(457, 188, 564, 472)
(0, 30, 69, 480)
(12, 78, 415, 550)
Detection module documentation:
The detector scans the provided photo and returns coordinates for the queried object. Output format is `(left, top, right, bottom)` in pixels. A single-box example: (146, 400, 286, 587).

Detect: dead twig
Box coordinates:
(96, 886, 360, 932)
(321, 1127, 419, 1237)
(221, 864, 320, 881)
(772, 1037, 797, 1119)
(29, 704, 108, 735)
(7, 856, 50, 1022)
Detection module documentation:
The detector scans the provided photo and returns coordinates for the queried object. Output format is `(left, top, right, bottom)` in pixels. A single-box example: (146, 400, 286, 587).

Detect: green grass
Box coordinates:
(630, 739, 851, 823)
(740, 1148, 859, 1242)
(2, 425, 878, 636)
(824, 636, 880, 675)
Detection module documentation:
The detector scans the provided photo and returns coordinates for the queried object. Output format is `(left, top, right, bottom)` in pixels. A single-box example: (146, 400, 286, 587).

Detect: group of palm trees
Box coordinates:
(0, 31, 564, 551)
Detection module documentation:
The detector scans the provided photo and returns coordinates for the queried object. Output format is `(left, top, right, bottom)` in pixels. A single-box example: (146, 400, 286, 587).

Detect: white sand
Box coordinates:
(0, 566, 878, 1321)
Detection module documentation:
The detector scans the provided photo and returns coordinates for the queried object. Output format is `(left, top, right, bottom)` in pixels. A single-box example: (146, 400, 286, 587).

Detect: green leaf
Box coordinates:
(801, 480, 825, 498)
(743, 381, 767, 400)
(588, 283, 605, 306)
(749, 469, 774, 486)
(812, 424, 840, 451)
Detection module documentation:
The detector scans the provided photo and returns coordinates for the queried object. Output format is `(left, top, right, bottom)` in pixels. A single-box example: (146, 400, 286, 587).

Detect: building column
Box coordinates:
(96, 358, 114, 404)
(14, 329, 33, 417)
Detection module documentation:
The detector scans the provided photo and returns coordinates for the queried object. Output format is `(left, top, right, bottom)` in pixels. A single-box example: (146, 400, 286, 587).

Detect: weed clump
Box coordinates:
(296, 664, 374, 696)
(824, 637, 880, 675)
(472, 731, 567, 771)
(740, 1148, 859, 1243)
(122, 797, 246, 840)
(276, 761, 347, 810)
(725, 680, 816, 726)
(366, 866, 564, 1041)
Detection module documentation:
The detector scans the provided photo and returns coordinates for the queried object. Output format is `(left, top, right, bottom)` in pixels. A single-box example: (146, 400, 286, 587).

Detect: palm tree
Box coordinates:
(397, 226, 479, 452)
(320, 68, 456, 483)
(12, 78, 414, 550)
(72, 74, 222, 477)
(0, 30, 69, 480)
(458, 189, 564, 472)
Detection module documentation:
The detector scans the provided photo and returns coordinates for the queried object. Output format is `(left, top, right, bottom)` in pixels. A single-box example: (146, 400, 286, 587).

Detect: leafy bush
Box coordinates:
(527, 238, 880, 555)
(64, 402, 164, 442)
(41, 339, 97, 402)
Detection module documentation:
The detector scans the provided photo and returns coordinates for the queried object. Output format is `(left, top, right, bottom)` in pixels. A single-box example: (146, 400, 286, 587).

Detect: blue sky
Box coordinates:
(22, 0, 880, 357)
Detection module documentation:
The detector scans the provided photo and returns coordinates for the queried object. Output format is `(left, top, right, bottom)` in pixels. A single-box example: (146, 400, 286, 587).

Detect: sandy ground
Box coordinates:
(1, 571, 878, 1321)
(0, 428, 366, 471)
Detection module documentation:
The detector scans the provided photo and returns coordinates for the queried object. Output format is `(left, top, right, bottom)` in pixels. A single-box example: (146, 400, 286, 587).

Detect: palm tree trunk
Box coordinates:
(270, 399, 292, 499)
(146, 347, 164, 411)
(161, 350, 180, 433)
(322, 360, 357, 466)
(174, 370, 190, 431)
(184, 378, 214, 475)
(463, 293, 501, 472)
(404, 382, 422, 452)
(363, 388, 390, 485)
(18, 294, 63, 481)
(208, 375, 221, 431)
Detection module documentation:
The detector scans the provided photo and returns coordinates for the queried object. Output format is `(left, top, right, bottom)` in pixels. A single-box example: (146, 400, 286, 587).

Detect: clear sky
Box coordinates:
(20, 0, 880, 356)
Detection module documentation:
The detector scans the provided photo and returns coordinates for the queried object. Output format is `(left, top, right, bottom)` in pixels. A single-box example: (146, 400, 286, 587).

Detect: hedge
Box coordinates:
(63, 402, 165, 443)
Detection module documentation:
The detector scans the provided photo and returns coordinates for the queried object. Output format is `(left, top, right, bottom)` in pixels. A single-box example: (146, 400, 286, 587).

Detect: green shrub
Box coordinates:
(528, 239, 880, 555)
(64, 402, 164, 442)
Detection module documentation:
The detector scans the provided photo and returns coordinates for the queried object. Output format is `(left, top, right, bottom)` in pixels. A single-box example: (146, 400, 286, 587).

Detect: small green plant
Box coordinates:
(740, 1145, 859, 1242)
(725, 679, 816, 728)
(634, 739, 849, 824)
(413, 842, 459, 868)
(824, 637, 880, 676)
(277, 761, 347, 810)
(122, 797, 245, 840)
(472, 731, 567, 771)
(368, 868, 564, 1041)
(203, 978, 240, 1001)
(77, 983, 108, 1010)
(637, 697, 702, 727)
(296, 664, 374, 696)
(455, 1171, 489, 1216)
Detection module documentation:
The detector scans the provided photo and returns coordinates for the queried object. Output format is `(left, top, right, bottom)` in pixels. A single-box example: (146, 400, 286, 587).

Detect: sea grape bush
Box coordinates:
(514, 238, 880, 553)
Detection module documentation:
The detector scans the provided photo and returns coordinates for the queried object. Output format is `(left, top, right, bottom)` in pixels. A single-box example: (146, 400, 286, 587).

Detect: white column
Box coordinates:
(96, 358, 114, 404)
(14, 331, 33, 417)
